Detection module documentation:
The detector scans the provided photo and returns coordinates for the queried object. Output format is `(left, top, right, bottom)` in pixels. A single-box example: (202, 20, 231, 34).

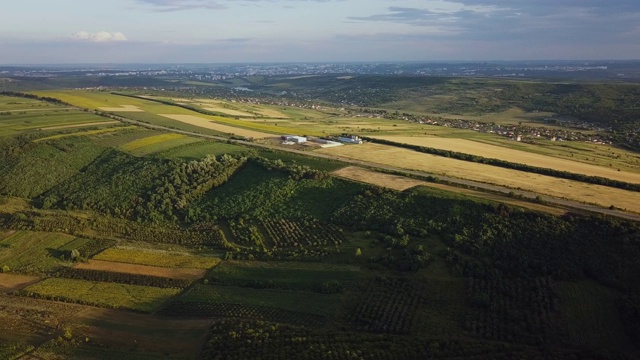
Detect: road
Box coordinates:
(109, 114, 640, 223)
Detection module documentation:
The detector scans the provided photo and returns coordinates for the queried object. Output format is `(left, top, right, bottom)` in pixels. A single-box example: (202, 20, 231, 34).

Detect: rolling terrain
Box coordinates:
(0, 76, 640, 359)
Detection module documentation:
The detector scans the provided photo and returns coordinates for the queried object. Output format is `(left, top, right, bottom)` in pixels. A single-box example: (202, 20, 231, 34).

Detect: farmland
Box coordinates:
(20, 278, 181, 312)
(1, 76, 640, 359)
(93, 248, 221, 269)
(318, 143, 640, 213)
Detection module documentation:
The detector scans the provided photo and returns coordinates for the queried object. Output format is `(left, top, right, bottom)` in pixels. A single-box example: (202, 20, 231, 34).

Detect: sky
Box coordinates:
(1, 0, 639, 64)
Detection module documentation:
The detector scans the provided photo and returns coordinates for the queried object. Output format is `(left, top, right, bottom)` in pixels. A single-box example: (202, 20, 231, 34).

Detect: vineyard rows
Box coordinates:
(160, 302, 326, 326)
(465, 275, 565, 345)
(345, 277, 422, 334)
(260, 218, 344, 248)
(55, 268, 193, 289)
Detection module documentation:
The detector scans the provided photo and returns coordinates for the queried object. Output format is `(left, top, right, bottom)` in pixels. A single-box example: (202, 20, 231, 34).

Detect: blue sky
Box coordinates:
(1, 0, 639, 64)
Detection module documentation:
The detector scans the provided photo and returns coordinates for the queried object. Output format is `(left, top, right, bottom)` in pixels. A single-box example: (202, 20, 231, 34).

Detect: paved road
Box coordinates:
(110, 114, 640, 223)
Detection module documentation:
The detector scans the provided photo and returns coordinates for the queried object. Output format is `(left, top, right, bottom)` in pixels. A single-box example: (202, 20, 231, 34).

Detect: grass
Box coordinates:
(0, 231, 77, 274)
(557, 281, 632, 350)
(128, 136, 201, 157)
(93, 248, 221, 269)
(119, 133, 186, 152)
(179, 284, 341, 317)
(0, 138, 105, 198)
(155, 139, 250, 160)
(21, 278, 180, 312)
(206, 260, 361, 291)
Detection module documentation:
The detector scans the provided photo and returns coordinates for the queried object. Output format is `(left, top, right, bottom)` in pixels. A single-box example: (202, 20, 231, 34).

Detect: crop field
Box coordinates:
(159, 114, 276, 138)
(93, 248, 221, 269)
(20, 278, 181, 312)
(0, 273, 40, 293)
(41, 120, 120, 130)
(0, 94, 66, 111)
(317, 143, 640, 213)
(34, 125, 137, 142)
(181, 98, 290, 118)
(119, 133, 186, 152)
(99, 105, 143, 112)
(372, 135, 640, 184)
(0, 231, 77, 274)
(1, 111, 113, 137)
(30, 90, 153, 110)
(206, 260, 361, 292)
(557, 281, 631, 350)
(333, 166, 426, 191)
(75, 259, 206, 280)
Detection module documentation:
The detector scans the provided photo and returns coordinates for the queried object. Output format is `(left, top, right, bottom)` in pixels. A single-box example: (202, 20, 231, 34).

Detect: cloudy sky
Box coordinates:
(1, 0, 639, 64)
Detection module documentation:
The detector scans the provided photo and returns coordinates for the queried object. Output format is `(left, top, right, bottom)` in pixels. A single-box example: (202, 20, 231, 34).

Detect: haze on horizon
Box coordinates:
(1, 0, 639, 64)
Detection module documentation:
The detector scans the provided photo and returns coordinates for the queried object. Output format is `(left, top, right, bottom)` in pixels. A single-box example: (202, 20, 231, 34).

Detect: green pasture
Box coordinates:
(0, 231, 77, 274)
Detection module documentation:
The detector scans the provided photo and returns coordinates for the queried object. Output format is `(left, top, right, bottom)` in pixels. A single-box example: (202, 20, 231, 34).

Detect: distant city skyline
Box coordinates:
(1, 0, 639, 64)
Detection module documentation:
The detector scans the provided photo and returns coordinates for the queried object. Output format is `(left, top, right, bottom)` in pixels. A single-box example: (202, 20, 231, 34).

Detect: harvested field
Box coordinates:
(159, 114, 273, 139)
(333, 166, 567, 215)
(75, 260, 206, 280)
(318, 143, 640, 214)
(0, 273, 41, 293)
(333, 166, 425, 191)
(99, 105, 143, 112)
(373, 135, 640, 184)
(40, 121, 119, 130)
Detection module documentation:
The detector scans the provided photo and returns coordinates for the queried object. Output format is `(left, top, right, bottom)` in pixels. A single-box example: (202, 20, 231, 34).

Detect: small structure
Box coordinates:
(281, 135, 307, 144)
(337, 135, 363, 144)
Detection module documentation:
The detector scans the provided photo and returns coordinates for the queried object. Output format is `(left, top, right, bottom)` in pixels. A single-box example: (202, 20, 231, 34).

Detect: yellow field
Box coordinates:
(318, 143, 640, 213)
(94, 248, 221, 269)
(99, 105, 143, 112)
(75, 260, 206, 280)
(373, 135, 640, 184)
(332, 166, 567, 215)
(120, 133, 185, 152)
(159, 114, 275, 139)
(34, 126, 137, 142)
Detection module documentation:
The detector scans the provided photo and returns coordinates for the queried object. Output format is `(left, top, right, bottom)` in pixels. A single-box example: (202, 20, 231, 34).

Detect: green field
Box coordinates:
(21, 278, 180, 312)
(155, 139, 250, 160)
(206, 260, 362, 292)
(0, 231, 77, 274)
(178, 284, 341, 317)
(94, 248, 221, 269)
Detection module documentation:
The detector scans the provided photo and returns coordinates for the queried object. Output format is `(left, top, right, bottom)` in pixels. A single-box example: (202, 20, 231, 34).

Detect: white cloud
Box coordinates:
(72, 31, 128, 43)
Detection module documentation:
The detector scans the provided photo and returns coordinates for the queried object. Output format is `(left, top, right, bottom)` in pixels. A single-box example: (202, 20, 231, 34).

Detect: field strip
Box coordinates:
(159, 114, 274, 139)
(75, 260, 206, 280)
(0, 273, 41, 293)
(333, 166, 426, 191)
(34, 126, 137, 142)
(372, 135, 640, 184)
(40, 121, 119, 130)
(333, 166, 567, 215)
(120, 133, 185, 151)
(202, 106, 255, 117)
(98, 105, 143, 112)
(318, 143, 640, 214)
